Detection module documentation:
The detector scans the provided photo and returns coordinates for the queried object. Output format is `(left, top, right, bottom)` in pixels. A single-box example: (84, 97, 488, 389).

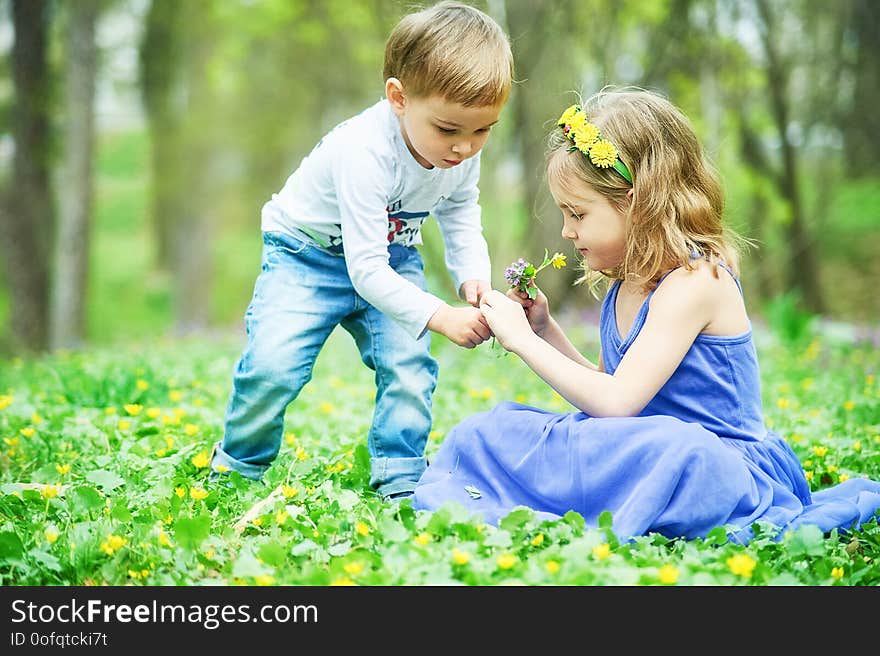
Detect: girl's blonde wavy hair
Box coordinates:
(547, 87, 748, 295)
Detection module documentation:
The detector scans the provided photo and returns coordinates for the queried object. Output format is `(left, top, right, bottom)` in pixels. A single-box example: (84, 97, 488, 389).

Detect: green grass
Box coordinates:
(0, 324, 878, 586)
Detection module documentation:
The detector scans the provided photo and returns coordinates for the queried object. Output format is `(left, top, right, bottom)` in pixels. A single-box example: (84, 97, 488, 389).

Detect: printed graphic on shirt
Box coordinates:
(322, 199, 433, 252)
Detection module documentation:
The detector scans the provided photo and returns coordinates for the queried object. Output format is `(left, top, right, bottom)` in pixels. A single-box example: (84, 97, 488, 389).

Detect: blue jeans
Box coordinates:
(212, 230, 438, 498)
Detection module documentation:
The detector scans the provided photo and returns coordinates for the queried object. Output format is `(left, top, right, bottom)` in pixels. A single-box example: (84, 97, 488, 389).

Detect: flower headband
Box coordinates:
(557, 104, 633, 184)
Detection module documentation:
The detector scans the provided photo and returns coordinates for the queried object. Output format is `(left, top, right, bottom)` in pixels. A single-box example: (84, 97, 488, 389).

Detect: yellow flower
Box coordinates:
(839, 473, 850, 482)
(281, 484, 299, 498)
(191, 451, 210, 468)
(55, 463, 70, 475)
(251, 516, 264, 526)
(812, 445, 828, 457)
(136, 379, 150, 391)
(572, 123, 600, 153)
(168, 390, 183, 402)
(146, 407, 161, 419)
(545, 560, 560, 574)
(343, 562, 364, 576)
(726, 553, 756, 578)
(658, 564, 679, 584)
(550, 253, 567, 269)
(184, 423, 199, 436)
(254, 575, 275, 586)
(319, 402, 335, 414)
(414, 532, 431, 546)
(330, 577, 356, 586)
(776, 398, 790, 409)
(41, 484, 60, 499)
(104, 407, 117, 415)
(124, 404, 143, 416)
(843, 400, 855, 411)
(31, 412, 44, 424)
(530, 533, 544, 547)
(45, 528, 60, 544)
(592, 543, 611, 560)
(4, 436, 19, 447)
(588, 139, 618, 168)
(0, 394, 13, 410)
(558, 104, 579, 126)
(275, 509, 289, 525)
(175, 486, 186, 498)
(355, 522, 370, 537)
(452, 548, 471, 565)
(496, 552, 517, 569)
(295, 446, 308, 461)
(100, 534, 127, 556)
(429, 430, 442, 440)
(189, 487, 209, 500)
(158, 529, 172, 547)
(831, 567, 844, 579)
(804, 471, 814, 482)
(216, 465, 230, 473)
(285, 432, 297, 446)
(118, 420, 130, 431)
(853, 441, 861, 452)
(20, 427, 35, 437)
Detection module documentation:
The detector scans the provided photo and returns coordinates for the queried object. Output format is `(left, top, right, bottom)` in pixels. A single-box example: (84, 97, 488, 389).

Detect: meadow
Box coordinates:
(1, 317, 878, 586)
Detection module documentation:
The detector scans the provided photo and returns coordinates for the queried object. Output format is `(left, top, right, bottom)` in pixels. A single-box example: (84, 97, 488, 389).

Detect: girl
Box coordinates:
(412, 88, 880, 543)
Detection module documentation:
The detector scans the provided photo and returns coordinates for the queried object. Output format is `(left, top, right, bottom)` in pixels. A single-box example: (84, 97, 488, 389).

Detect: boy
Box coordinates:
(210, 1, 514, 500)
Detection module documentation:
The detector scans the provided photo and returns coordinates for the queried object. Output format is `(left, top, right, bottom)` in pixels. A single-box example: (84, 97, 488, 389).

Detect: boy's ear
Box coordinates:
(385, 77, 407, 114)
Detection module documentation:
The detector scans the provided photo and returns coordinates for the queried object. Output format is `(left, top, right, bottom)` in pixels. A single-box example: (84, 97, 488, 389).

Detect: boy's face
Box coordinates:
(387, 80, 503, 170)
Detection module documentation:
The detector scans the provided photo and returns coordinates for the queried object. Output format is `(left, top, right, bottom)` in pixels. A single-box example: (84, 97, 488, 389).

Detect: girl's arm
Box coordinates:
(481, 269, 715, 417)
(537, 317, 599, 370)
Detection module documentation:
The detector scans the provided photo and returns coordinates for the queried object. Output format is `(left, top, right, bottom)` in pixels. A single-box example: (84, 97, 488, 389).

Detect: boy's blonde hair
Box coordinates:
(384, 1, 513, 107)
(548, 87, 747, 293)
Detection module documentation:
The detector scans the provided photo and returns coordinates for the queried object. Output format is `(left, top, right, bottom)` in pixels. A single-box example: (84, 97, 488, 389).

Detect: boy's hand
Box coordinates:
(459, 279, 491, 307)
(507, 284, 551, 337)
(427, 303, 492, 348)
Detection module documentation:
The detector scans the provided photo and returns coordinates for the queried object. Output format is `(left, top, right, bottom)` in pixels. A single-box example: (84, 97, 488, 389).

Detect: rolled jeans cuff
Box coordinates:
(210, 441, 268, 481)
(370, 456, 427, 497)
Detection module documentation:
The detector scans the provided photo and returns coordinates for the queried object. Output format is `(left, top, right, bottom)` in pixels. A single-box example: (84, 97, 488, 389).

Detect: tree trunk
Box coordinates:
(756, 0, 825, 314)
(0, 0, 53, 353)
(50, 0, 99, 350)
(139, 0, 183, 271)
(172, 0, 215, 334)
(845, 0, 880, 174)
(503, 0, 579, 305)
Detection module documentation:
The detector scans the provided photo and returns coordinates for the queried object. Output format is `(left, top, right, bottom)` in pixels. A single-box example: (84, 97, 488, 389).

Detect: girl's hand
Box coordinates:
(507, 284, 551, 336)
(479, 289, 535, 352)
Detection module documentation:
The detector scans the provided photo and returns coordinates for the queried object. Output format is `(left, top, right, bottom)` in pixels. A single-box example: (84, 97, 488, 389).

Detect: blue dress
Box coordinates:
(413, 268, 880, 543)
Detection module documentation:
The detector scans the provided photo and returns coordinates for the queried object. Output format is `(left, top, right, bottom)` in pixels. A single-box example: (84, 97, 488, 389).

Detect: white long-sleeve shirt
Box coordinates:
(262, 99, 491, 339)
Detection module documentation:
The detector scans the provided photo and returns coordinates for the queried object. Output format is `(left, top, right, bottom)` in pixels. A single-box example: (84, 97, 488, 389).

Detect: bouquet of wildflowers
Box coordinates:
(504, 249, 567, 299)
(487, 249, 567, 357)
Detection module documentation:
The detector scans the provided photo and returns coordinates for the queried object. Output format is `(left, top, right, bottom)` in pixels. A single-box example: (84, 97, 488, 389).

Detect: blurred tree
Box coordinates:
(171, 0, 217, 334)
(50, 0, 101, 350)
(0, 0, 54, 353)
(503, 0, 581, 305)
(741, 0, 825, 313)
(138, 0, 182, 271)
(843, 0, 880, 176)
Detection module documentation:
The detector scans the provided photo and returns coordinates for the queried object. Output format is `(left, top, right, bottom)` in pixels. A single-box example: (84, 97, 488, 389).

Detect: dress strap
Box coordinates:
(715, 260, 743, 296)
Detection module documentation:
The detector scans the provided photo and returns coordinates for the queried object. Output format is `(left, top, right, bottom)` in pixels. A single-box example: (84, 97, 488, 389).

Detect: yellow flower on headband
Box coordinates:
(558, 105, 579, 126)
(572, 123, 600, 153)
(588, 139, 618, 168)
(556, 103, 634, 184)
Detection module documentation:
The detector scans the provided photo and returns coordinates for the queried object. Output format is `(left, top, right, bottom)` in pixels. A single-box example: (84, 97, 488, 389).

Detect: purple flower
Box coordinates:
(504, 258, 531, 288)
